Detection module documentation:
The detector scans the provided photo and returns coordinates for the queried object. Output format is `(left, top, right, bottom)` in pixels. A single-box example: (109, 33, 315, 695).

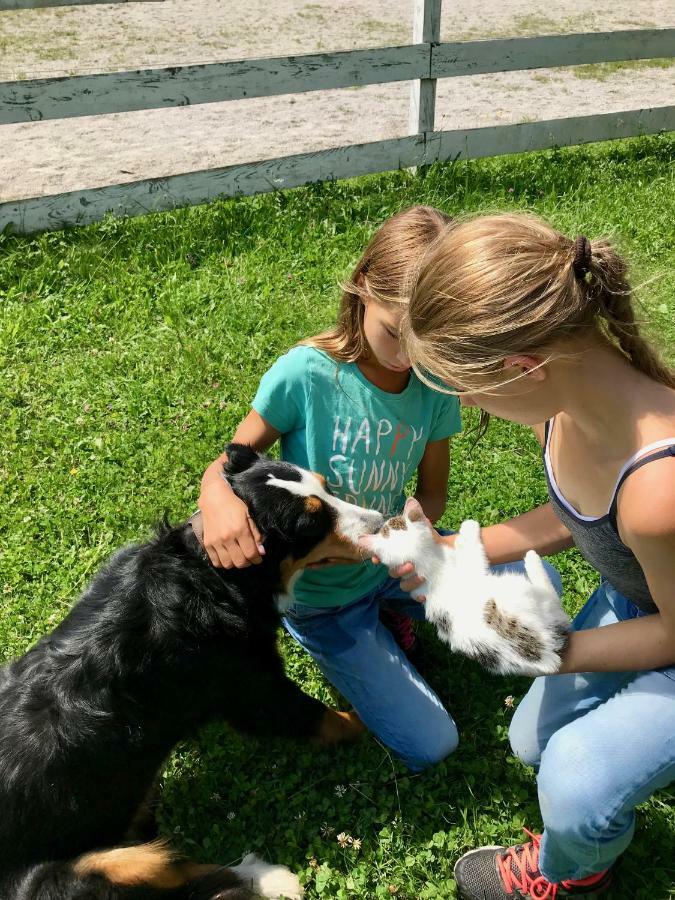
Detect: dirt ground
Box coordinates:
(0, 0, 673, 202)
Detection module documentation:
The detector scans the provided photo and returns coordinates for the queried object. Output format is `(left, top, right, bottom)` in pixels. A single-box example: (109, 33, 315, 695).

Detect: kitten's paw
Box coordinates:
(458, 519, 481, 543)
(234, 854, 304, 899)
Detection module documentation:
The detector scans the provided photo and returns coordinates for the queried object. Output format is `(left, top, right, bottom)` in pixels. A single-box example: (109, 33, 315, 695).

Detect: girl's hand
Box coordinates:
(200, 485, 265, 569)
(377, 559, 426, 599)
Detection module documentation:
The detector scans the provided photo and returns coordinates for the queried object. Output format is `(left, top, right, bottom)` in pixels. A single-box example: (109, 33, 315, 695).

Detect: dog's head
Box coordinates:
(222, 443, 384, 582)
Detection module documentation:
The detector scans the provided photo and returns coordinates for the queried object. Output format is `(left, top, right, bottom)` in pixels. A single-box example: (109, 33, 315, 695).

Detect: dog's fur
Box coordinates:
(361, 498, 570, 676)
(0, 444, 383, 900)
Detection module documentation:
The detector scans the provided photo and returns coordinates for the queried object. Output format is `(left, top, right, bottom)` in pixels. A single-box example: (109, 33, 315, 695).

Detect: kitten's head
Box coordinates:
(359, 497, 436, 567)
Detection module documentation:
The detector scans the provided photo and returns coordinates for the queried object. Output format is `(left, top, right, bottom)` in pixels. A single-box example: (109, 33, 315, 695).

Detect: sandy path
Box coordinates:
(0, 0, 673, 202)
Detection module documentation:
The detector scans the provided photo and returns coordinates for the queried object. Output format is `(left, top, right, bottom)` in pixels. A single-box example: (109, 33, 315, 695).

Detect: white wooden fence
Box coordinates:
(0, 0, 673, 233)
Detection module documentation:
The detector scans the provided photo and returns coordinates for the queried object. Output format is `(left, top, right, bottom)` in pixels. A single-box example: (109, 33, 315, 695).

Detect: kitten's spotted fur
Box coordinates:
(361, 498, 570, 676)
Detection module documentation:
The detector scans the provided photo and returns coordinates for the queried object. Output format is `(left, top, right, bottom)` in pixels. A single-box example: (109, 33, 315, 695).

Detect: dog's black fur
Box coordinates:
(0, 445, 364, 900)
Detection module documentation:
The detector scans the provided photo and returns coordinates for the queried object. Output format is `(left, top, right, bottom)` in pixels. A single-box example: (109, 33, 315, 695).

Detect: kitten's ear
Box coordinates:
(222, 442, 259, 478)
(404, 496, 425, 522)
(524, 550, 554, 592)
(456, 520, 488, 574)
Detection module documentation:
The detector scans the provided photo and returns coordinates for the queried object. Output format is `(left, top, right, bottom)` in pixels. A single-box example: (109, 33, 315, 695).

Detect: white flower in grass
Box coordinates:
(351, 838, 362, 851)
(334, 784, 347, 797)
(227, 811, 236, 820)
(336, 832, 350, 848)
(504, 695, 515, 708)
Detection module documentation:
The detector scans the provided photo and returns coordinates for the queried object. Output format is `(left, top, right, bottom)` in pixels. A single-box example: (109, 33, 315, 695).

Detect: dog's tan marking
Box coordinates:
(304, 496, 322, 513)
(387, 516, 407, 531)
(312, 471, 328, 488)
(279, 528, 364, 589)
(73, 841, 219, 888)
(315, 708, 365, 744)
(407, 505, 424, 522)
(484, 600, 543, 661)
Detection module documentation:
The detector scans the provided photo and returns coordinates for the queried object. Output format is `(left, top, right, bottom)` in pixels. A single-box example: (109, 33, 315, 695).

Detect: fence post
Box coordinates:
(408, 0, 441, 150)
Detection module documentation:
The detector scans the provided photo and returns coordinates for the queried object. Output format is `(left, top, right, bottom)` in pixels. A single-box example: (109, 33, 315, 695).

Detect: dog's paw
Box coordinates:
(315, 707, 365, 745)
(234, 853, 304, 899)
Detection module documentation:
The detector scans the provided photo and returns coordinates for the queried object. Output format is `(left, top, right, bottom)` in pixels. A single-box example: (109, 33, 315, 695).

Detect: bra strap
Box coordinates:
(609, 445, 675, 530)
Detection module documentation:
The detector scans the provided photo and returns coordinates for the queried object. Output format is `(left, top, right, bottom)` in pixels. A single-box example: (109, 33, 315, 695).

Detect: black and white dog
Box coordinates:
(0, 444, 383, 900)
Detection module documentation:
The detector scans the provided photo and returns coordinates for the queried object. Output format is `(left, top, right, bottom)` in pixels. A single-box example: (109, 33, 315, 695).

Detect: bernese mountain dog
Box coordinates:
(0, 444, 383, 900)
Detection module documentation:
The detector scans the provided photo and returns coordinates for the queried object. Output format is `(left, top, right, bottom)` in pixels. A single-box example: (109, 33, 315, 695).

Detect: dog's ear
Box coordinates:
(222, 443, 260, 478)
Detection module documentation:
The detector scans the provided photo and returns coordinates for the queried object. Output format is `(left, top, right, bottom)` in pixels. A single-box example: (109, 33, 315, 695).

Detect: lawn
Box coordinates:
(1, 133, 674, 899)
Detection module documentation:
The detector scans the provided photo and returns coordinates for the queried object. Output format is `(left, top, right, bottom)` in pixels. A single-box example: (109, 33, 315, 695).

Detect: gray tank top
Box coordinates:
(543, 419, 675, 614)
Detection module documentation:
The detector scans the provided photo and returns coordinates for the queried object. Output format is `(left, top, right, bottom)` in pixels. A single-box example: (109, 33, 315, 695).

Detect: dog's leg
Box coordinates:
(226, 661, 364, 746)
(125, 782, 161, 843)
(70, 842, 274, 898)
(315, 708, 365, 744)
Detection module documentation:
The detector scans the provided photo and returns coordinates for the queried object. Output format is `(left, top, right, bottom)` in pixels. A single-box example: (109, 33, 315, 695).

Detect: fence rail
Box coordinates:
(1, 0, 673, 234)
(3, 107, 672, 235)
(0, 0, 162, 9)
(2, 30, 673, 126)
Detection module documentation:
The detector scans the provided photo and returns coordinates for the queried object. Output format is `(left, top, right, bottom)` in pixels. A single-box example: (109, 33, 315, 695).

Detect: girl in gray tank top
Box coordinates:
(402, 213, 675, 899)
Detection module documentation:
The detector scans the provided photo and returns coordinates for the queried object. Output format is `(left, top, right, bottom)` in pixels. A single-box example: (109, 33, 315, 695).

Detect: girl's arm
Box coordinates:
(559, 458, 675, 674)
(199, 410, 281, 568)
(468, 503, 574, 564)
(414, 438, 451, 524)
(390, 503, 573, 593)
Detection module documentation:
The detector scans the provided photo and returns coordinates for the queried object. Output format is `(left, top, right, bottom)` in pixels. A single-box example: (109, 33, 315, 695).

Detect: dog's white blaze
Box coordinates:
(266, 471, 383, 541)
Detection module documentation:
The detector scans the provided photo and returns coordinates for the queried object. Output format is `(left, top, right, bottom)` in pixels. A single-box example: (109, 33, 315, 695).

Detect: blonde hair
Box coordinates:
(404, 212, 675, 394)
(301, 205, 453, 362)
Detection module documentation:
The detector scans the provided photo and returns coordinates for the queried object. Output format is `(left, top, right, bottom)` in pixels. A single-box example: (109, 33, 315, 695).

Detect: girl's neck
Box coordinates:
(553, 345, 675, 452)
(356, 357, 411, 394)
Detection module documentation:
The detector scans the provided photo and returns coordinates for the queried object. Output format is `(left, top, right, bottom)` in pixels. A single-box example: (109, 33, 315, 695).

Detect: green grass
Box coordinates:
(572, 57, 675, 81)
(1, 134, 675, 898)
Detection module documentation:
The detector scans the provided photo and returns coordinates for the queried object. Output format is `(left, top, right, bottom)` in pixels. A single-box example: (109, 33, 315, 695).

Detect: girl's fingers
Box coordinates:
(239, 532, 263, 565)
(400, 575, 425, 593)
(206, 546, 222, 568)
(390, 562, 415, 578)
(246, 515, 264, 549)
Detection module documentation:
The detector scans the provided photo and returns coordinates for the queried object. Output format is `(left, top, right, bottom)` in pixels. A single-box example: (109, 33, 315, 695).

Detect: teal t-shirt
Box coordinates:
(252, 346, 462, 607)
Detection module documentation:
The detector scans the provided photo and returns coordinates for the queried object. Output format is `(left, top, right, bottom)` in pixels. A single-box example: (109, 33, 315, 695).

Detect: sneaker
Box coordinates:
(379, 607, 418, 657)
(454, 829, 614, 899)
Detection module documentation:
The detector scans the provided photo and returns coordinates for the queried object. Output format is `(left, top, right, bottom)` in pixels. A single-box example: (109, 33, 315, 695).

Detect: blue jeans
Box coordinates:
(284, 535, 563, 771)
(509, 581, 675, 882)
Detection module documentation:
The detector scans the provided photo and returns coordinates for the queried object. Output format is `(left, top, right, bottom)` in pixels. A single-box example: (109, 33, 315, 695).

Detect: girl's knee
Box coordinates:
(536, 728, 613, 838)
(402, 719, 459, 771)
(509, 702, 544, 768)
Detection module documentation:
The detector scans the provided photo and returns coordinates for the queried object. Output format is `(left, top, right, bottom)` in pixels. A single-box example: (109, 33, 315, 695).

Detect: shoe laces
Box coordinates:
(497, 830, 610, 899)
(497, 830, 558, 899)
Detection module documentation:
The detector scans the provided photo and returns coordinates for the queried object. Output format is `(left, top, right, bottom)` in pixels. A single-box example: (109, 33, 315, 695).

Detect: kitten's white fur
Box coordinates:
(361, 498, 570, 676)
(232, 852, 304, 899)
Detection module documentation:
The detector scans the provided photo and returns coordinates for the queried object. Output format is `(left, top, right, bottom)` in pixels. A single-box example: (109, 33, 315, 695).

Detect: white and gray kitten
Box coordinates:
(361, 498, 570, 676)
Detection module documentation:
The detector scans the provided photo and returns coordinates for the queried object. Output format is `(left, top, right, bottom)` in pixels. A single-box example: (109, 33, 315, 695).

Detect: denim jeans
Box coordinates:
(509, 580, 675, 882)
(284, 533, 562, 771)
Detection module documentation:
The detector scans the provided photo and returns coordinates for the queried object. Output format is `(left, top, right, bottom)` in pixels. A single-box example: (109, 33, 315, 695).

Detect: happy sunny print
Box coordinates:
(326, 414, 426, 514)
